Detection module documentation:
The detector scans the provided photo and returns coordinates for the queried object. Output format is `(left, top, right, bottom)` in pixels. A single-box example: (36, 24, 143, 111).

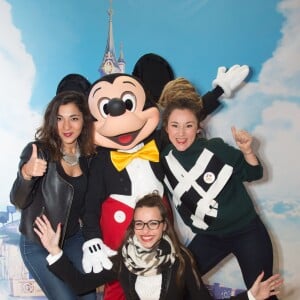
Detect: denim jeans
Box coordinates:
(188, 216, 277, 300)
(20, 230, 96, 300)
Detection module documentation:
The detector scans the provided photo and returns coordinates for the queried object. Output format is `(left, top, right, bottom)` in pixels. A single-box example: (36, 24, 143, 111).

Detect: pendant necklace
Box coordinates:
(62, 143, 80, 166)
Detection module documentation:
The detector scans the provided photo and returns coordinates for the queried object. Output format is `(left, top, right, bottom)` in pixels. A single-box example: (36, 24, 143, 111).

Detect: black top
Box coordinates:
(56, 162, 87, 237)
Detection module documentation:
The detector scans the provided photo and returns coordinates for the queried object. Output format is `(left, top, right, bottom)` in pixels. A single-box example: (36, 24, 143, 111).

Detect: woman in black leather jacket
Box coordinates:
(10, 90, 96, 300)
(34, 192, 282, 300)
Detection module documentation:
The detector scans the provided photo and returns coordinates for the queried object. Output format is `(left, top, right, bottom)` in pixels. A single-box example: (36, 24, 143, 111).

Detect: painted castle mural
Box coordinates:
(99, 3, 125, 76)
(1, 0, 299, 299)
(0, 3, 245, 299)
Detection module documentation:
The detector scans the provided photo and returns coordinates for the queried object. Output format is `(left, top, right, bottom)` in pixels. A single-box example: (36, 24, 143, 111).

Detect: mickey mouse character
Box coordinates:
(82, 55, 249, 300)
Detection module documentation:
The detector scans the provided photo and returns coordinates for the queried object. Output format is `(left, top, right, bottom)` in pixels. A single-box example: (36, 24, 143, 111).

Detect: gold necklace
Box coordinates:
(62, 144, 80, 166)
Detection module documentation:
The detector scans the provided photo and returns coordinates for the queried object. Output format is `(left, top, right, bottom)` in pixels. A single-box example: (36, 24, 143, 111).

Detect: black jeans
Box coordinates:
(188, 216, 277, 299)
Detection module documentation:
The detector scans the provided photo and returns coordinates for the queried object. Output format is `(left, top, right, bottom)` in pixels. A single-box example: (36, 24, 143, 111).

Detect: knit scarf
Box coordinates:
(122, 234, 176, 276)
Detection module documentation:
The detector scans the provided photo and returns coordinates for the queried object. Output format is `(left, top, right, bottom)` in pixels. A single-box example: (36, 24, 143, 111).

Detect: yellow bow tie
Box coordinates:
(110, 140, 160, 172)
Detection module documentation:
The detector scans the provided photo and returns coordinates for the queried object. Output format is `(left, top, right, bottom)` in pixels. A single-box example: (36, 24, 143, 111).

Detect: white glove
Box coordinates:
(82, 238, 117, 273)
(212, 64, 250, 98)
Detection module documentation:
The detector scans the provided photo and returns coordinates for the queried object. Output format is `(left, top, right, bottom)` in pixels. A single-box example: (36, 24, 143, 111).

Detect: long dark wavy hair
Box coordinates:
(35, 91, 95, 161)
(120, 192, 201, 289)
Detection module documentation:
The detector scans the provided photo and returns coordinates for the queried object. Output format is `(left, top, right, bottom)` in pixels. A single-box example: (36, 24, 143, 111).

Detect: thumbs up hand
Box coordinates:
(22, 144, 47, 180)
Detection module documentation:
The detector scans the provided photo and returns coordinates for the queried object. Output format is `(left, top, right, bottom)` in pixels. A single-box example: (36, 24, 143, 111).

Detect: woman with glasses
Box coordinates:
(33, 192, 282, 300)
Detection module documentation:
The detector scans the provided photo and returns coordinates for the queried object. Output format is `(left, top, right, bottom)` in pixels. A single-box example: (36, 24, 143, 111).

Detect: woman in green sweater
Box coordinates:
(159, 83, 278, 300)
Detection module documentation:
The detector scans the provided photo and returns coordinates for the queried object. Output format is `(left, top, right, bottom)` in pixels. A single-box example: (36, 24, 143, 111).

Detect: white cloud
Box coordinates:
(0, 0, 41, 204)
(204, 1, 300, 295)
(207, 0, 300, 221)
(259, 0, 300, 97)
(253, 101, 300, 209)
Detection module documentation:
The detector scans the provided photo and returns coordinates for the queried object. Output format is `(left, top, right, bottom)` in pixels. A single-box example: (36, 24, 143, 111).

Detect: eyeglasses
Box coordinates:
(134, 220, 164, 230)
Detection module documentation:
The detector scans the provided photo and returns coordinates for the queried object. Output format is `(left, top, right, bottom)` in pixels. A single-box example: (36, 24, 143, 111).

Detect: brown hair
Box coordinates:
(122, 191, 201, 288)
(35, 91, 95, 160)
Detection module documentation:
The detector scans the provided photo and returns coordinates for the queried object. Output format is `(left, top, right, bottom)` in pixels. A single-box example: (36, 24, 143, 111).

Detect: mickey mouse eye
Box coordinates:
(121, 92, 136, 112)
(98, 98, 110, 118)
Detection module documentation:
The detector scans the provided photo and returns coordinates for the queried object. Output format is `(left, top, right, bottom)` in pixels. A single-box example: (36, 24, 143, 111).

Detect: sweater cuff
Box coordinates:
(247, 290, 255, 300)
(46, 250, 63, 265)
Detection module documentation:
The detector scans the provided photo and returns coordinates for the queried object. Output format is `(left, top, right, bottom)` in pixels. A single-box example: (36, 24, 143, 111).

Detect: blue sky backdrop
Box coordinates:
(6, 0, 283, 109)
(1, 0, 299, 298)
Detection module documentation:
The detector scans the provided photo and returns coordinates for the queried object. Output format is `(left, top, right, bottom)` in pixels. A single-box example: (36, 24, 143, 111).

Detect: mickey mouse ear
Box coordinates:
(56, 73, 91, 96)
(132, 53, 175, 102)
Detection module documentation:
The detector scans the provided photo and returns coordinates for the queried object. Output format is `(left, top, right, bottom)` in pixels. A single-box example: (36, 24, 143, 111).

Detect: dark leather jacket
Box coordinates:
(10, 142, 88, 247)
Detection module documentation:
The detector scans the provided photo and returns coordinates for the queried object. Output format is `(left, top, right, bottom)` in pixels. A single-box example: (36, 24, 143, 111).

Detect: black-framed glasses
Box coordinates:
(134, 220, 164, 230)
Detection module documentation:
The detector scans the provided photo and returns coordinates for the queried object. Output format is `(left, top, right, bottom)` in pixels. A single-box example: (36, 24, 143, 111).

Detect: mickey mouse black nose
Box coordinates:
(107, 98, 126, 116)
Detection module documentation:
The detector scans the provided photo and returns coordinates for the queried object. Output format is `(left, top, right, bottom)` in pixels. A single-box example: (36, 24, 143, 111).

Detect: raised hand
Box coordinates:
(212, 64, 250, 98)
(22, 144, 47, 179)
(250, 271, 283, 300)
(33, 215, 61, 256)
(231, 126, 253, 154)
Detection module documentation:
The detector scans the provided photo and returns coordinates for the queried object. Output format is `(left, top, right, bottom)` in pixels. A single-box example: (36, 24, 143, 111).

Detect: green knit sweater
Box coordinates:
(161, 137, 263, 235)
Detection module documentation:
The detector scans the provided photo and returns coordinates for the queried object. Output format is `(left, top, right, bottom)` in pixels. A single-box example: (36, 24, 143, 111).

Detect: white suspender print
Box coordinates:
(164, 148, 233, 230)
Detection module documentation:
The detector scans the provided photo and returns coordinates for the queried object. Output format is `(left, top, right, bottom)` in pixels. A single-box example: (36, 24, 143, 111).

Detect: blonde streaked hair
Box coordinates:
(158, 77, 203, 110)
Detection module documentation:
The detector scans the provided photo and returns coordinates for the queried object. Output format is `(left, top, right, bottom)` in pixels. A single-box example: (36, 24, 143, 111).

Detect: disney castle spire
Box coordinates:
(99, 0, 125, 76)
